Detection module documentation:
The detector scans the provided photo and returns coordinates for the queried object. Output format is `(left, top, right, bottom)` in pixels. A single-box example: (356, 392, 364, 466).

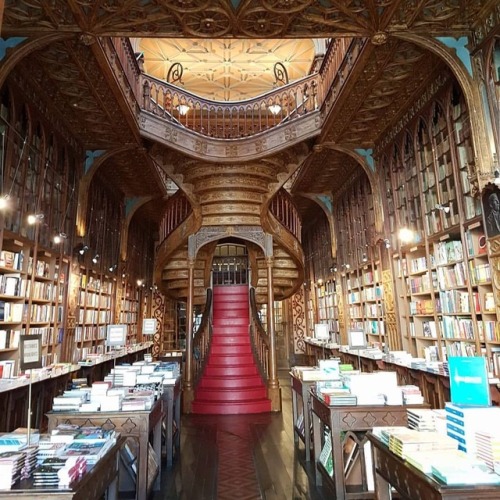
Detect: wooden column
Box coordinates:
(183, 258, 195, 412)
(266, 256, 281, 411)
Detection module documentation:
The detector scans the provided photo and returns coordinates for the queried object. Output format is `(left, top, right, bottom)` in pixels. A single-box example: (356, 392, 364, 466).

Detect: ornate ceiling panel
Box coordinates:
(138, 38, 315, 101)
(96, 149, 164, 199)
(15, 38, 137, 149)
(292, 149, 362, 197)
(2, 0, 492, 38)
(322, 39, 440, 147)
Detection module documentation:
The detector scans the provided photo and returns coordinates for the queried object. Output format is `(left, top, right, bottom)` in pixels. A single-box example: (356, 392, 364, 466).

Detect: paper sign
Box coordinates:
(142, 318, 157, 335)
(20, 334, 42, 370)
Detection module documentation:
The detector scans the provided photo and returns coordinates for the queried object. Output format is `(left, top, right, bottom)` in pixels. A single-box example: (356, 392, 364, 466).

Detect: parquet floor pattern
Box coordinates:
(153, 373, 330, 499)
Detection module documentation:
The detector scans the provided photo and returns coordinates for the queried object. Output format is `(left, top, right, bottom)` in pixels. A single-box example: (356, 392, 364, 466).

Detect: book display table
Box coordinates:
(290, 372, 317, 461)
(367, 432, 500, 499)
(0, 436, 125, 499)
(160, 377, 181, 466)
(310, 391, 426, 499)
(47, 399, 163, 500)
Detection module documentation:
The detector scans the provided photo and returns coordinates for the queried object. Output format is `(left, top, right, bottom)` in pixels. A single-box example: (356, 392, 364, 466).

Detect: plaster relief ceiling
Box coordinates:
(137, 38, 316, 101)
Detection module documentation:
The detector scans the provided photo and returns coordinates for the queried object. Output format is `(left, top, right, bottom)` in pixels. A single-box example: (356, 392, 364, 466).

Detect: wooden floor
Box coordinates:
(152, 371, 330, 499)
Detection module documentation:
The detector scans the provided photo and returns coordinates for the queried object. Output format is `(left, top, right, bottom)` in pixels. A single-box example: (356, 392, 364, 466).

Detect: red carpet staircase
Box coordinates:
(192, 285, 271, 414)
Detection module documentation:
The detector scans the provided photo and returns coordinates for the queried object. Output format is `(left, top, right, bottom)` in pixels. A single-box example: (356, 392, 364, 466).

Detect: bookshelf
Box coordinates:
(74, 269, 115, 363)
(0, 231, 70, 372)
(378, 79, 500, 369)
(120, 280, 139, 345)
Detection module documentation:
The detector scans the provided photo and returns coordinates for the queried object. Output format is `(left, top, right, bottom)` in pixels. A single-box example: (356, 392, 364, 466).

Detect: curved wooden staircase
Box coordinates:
(192, 285, 271, 414)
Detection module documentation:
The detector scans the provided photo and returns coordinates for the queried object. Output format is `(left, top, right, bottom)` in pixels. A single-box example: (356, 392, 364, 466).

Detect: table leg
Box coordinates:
(174, 390, 181, 456)
(291, 380, 299, 447)
(138, 435, 148, 500)
(372, 447, 391, 500)
(153, 417, 162, 490)
(166, 394, 174, 466)
(331, 425, 345, 500)
(302, 385, 311, 461)
(311, 411, 322, 486)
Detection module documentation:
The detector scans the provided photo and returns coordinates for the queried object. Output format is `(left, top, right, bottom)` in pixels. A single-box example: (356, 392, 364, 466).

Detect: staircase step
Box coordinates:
(213, 301, 248, 310)
(204, 364, 258, 377)
(212, 316, 249, 326)
(213, 285, 248, 296)
(199, 375, 263, 389)
(208, 353, 254, 366)
(195, 386, 267, 401)
(210, 344, 252, 355)
(192, 399, 271, 415)
(212, 325, 249, 335)
(211, 336, 251, 346)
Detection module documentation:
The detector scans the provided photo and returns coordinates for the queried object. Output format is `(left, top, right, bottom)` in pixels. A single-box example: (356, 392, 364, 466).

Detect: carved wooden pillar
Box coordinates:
(183, 258, 195, 413)
(266, 256, 281, 411)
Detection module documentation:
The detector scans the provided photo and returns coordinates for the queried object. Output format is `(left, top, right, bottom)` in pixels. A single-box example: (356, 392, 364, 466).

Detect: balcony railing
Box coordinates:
(142, 72, 319, 139)
(158, 191, 192, 244)
(270, 188, 301, 242)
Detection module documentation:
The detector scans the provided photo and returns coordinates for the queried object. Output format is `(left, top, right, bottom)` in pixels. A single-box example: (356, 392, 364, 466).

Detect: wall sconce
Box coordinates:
(78, 244, 89, 255)
(398, 227, 415, 244)
(136, 279, 144, 287)
(53, 232, 67, 244)
(361, 253, 368, 262)
(435, 203, 450, 214)
(27, 213, 44, 225)
(92, 254, 99, 264)
(329, 265, 337, 273)
(0, 194, 9, 210)
(316, 278, 323, 286)
(108, 264, 118, 272)
(342, 263, 350, 270)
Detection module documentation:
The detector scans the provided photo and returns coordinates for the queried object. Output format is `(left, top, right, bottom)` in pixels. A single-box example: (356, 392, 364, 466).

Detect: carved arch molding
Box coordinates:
(188, 226, 273, 259)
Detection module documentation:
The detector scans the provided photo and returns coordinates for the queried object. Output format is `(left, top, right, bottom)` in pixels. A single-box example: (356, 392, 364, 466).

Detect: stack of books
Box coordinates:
(431, 459, 500, 485)
(475, 430, 500, 471)
(0, 451, 25, 489)
(36, 441, 66, 465)
(401, 385, 425, 405)
(407, 408, 437, 431)
(32, 464, 60, 488)
(445, 403, 500, 453)
(57, 456, 87, 486)
(60, 439, 113, 465)
(388, 429, 457, 459)
(20, 445, 38, 479)
(50, 424, 81, 444)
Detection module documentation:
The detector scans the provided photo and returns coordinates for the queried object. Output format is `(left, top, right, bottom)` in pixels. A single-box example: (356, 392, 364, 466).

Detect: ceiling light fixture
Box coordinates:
(92, 254, 99, 264)
(79, 244, 89, 255)
(177, 104, 190, 116)
(268, 103, 281, 115)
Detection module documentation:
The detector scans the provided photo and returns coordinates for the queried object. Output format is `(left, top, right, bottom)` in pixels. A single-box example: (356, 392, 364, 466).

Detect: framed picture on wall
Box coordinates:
(482, 187, 500, 238)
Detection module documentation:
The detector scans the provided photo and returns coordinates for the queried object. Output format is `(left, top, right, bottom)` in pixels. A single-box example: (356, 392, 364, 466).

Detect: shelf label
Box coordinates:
(142, 318, 157, 335)
(20, 334, 43, 370)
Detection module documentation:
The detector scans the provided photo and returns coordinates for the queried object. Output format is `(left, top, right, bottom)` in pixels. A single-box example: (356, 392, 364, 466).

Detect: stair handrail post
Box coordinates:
(265, 256, 281, 411)
(183, 257, 196, 413)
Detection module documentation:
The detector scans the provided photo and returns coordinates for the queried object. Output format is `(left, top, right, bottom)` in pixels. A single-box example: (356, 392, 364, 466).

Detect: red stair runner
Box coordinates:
(192, 285, 271, 414)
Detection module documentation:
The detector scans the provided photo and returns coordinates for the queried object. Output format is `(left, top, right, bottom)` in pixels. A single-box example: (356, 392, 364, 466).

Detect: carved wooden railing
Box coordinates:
(270, 188, 301, 242)
(249, 287, 270, 383)
(141, 72, 319, 139)
(158, 191, 192, 244)
(193, 289, 213, 386)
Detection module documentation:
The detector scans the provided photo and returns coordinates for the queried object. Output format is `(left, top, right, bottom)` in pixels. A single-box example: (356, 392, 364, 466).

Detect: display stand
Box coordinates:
(19, 334, 43, 445)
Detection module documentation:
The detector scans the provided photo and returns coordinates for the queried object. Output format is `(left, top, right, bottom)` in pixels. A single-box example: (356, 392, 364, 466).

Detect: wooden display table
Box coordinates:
(310, 390, 427, 499)
(367, 432, 500, 499)
(47, 399, 163, 500)
(160, 377, 181, 466)
(290, 372, 322, 461)
(0, 436, 125, 499)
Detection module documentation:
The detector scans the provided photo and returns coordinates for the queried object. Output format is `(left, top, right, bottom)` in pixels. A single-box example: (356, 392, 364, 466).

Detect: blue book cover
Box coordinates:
(448, 356, 490, 406)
